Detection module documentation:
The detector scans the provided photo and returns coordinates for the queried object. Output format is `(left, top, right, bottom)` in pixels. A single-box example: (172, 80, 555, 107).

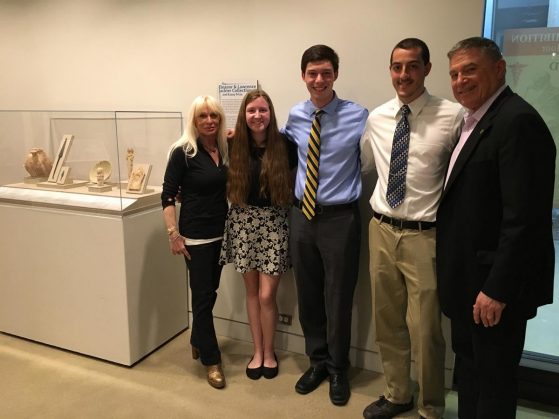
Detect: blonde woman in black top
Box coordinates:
(162, 95, 228, 389)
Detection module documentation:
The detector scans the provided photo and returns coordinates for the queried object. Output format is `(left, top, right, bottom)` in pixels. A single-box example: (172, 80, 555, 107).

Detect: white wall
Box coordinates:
(0, 0, 483, 116)
(0, 0, 485, 381)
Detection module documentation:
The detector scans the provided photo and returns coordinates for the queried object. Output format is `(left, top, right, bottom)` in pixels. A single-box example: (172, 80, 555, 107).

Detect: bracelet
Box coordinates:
(167, 226, 178, 235)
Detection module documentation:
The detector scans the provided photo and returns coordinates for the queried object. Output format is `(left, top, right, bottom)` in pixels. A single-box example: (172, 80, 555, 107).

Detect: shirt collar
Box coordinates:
(305, 91, 340, 116)
(465, 84, 507, 122)
(395, 88, 430, 118)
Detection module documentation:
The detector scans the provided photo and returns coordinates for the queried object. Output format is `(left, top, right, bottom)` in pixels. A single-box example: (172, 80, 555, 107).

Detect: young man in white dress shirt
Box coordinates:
(360, 38, 463, 419)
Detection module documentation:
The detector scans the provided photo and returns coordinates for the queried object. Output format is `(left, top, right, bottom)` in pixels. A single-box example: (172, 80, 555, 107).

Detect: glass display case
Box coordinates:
(0, 110, 182, 213)
(0, 110, 188, 366)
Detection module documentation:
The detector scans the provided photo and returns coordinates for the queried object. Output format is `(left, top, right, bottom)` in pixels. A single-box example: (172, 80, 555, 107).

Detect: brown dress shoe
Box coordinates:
(206, 364, 225, 389)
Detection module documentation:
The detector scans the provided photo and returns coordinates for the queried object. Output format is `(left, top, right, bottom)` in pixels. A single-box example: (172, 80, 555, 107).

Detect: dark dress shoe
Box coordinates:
(329, 373, 350, 406)
(245, 357, 263, 380)
(262, 353, 279, 379)
(295, 365, 329, 394)
(363, 395, 413, 419)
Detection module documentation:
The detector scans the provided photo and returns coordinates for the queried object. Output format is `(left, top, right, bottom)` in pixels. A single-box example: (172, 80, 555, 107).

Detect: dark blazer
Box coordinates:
(436, 87, 556, 321)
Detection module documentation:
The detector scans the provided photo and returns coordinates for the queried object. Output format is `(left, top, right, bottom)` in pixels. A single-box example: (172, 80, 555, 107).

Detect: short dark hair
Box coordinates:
(301, 44, 339, 73)
(447, 37, 503, 61)
(391, 38, 430, 65)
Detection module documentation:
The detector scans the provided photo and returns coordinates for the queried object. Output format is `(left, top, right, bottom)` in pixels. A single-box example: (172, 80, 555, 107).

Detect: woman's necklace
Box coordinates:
(202, 144, 217, 153)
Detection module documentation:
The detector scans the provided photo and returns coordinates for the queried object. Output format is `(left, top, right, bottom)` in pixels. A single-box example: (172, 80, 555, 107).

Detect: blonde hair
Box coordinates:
(167, 95, 228, 165)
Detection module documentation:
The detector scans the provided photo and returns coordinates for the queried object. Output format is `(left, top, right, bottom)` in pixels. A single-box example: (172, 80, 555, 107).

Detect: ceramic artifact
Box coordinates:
(88, 160, 112, 183)
(24, 148, 53, 178)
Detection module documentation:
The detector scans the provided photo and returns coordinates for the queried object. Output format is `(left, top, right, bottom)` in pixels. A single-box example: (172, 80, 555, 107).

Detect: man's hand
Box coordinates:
(473, 291, 506, 327)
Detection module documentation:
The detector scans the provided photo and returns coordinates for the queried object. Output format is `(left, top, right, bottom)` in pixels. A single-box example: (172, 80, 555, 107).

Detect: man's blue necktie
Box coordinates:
(386, 105, 410, 208)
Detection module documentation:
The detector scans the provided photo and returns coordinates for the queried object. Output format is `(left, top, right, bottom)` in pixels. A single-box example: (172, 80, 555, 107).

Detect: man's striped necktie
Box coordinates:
(302, 109, 325, 220)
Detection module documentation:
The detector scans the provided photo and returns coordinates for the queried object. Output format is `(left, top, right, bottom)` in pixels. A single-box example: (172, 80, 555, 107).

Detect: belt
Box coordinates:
(373, 211, 435, 230)
(294, 199, 357, 215)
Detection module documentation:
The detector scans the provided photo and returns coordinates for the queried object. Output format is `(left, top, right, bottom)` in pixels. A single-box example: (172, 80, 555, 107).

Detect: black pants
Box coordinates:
(185, 240, 223, 366)
(451, 309, 527, 419)
(289, 204, 360, 374)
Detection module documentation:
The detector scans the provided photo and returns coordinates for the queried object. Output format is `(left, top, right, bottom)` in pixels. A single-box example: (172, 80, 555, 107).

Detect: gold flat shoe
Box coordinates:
(206, 364, 225, 389)
(191, 345, 200, 360)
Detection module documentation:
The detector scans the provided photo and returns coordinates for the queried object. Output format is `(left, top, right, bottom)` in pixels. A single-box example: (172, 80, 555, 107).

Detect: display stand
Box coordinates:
(0, 187, 187, 366)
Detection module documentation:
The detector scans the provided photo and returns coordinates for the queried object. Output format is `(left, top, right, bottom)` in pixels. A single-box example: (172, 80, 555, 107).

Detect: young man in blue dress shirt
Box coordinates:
(283, 44, 368, 406)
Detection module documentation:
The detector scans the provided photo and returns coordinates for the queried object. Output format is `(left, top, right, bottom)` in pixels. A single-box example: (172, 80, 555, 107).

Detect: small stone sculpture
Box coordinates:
(126, 148, 135, 179)
(24, 148, 53, 178)
(128, 166, 145, 191)
(96, 167, 105, 186)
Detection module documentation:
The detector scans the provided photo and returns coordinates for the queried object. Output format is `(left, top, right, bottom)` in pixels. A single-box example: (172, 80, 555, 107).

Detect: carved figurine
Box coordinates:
(126, 148, 135, 179)
(128, 166, 145, 191)
(96, 167, 105, 186)
(24, 148, 53, 178)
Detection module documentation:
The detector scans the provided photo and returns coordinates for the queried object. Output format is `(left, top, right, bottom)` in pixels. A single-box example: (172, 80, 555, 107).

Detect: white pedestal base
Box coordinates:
(0, 201, 188, 365)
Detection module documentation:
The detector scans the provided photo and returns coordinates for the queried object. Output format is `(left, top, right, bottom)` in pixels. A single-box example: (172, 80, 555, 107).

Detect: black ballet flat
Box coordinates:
(262, 353, 279, 379)
(246, 357, 263, 380)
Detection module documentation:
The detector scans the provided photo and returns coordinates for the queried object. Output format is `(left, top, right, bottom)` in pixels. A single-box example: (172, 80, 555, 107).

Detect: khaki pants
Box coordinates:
(369, 217, 445, 419)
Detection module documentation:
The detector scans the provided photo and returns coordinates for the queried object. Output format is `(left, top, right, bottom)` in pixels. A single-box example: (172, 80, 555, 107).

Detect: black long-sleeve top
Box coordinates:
(161, 142, 227, 239)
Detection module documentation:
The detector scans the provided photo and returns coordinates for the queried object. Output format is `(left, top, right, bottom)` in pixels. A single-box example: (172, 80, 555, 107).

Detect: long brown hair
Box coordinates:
(227, 90, 292, 206)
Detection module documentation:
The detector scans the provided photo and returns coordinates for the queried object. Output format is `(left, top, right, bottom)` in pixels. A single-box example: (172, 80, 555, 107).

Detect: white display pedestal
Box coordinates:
(0, 186, 188, 366)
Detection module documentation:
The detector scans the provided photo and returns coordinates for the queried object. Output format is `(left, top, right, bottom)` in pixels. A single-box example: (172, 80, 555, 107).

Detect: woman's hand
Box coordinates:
(169, 233, 191, 260)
